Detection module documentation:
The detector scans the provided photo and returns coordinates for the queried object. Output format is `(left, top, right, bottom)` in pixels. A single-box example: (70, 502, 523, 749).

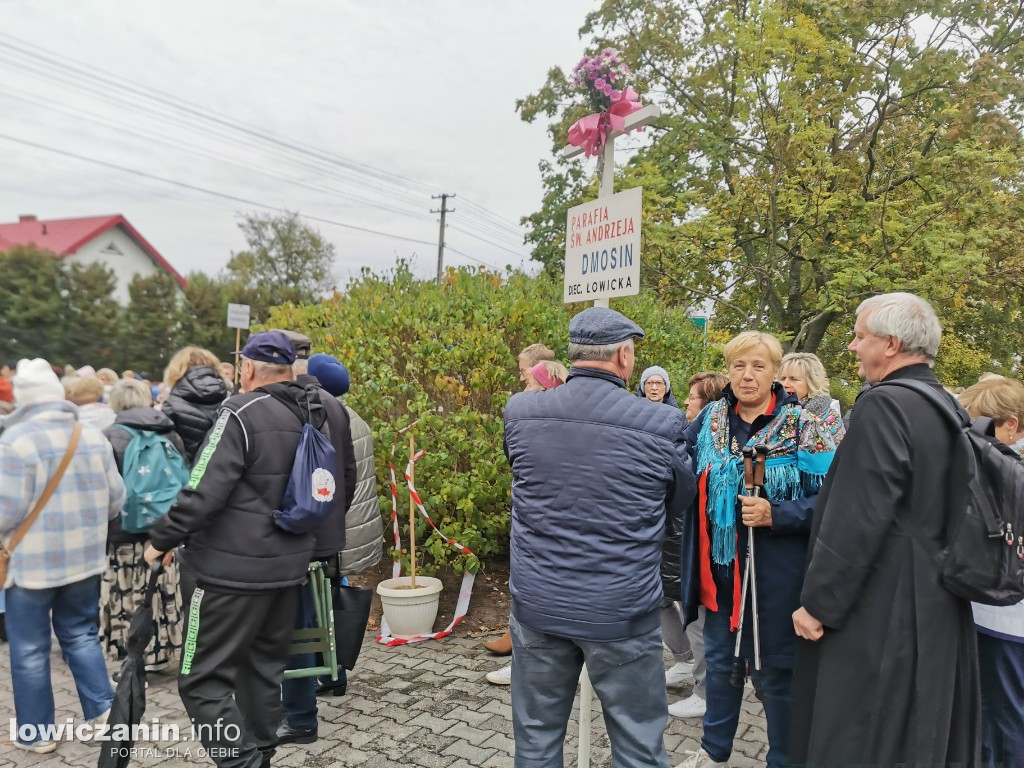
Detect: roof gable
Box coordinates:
(0, 214, 186, 288)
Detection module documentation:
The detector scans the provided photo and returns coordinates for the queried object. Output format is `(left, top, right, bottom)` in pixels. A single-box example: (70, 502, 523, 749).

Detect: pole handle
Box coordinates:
(742, 446, 754, 494)
(753, 444, 768, 489)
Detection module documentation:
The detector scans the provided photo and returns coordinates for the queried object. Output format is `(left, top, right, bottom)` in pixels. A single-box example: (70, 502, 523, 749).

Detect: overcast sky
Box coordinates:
(0, 0, 595, 285)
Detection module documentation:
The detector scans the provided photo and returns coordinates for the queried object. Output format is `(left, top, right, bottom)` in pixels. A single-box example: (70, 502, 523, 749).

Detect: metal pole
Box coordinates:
(578, 667, 592, 768)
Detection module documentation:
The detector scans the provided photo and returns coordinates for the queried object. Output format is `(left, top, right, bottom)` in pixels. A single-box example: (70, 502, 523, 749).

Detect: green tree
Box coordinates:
(0, 245, 65, 363)
(60, 262, 120, 368)
(266, 263, 712, 572)
(225, 212, 336, 321)
(518, 0, 1024, 371)
(123, 272, 182, 377)
(179, 271, 237, 362)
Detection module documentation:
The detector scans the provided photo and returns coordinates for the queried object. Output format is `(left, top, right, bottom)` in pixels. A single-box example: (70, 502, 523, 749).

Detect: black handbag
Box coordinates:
(331, 580, 372, 670)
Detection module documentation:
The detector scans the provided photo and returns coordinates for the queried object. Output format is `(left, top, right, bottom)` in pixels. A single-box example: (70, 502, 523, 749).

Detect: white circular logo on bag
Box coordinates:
(311, 468, 336, 502)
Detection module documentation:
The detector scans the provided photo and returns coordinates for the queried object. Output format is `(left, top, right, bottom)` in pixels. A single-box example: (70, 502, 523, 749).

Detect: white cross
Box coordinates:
(137, 466, 151, 476)
(562, 104, 661, 309)
(144, 493, 154, 502)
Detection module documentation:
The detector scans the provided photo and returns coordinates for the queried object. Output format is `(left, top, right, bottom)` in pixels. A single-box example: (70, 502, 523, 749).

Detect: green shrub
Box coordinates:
(265, 261, 713, 573)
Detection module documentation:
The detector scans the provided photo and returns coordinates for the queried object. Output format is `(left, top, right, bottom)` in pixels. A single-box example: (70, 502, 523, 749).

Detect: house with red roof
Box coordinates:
(0, 214, 186, 304)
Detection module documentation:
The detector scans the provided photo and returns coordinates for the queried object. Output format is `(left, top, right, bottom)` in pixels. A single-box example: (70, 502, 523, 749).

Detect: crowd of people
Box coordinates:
(2, 291, 1023, 768)
(499, 293, 1022, 768)
(0, 330, 383, 767)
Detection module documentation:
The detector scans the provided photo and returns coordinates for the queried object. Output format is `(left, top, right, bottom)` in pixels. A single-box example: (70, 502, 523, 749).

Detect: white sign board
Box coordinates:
(564, 186, 642, 303)
(226, 303, 250, 329)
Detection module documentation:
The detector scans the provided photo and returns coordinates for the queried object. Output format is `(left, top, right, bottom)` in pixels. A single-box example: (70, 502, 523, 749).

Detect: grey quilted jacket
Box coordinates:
(339, 404, 384, 575)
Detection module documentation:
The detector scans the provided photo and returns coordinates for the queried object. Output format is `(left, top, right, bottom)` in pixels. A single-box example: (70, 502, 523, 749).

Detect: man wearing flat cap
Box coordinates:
(504, 307, 698, 768)
(145, 330, 342, 768)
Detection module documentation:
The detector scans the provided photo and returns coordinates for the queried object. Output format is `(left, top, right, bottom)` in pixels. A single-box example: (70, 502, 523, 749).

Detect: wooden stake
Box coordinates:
(234, 328, 241, 389)
(409, 432, 417, 588)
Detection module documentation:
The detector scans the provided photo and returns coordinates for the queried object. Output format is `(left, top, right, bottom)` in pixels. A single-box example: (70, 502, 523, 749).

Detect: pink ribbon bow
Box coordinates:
(567, 88, 643, 157)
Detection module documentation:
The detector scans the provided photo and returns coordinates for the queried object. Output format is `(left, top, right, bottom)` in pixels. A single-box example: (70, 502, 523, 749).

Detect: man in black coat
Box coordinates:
(144, 331, 332, 768)
(277, 337, 357, 743)
(790, 292, 981, 767)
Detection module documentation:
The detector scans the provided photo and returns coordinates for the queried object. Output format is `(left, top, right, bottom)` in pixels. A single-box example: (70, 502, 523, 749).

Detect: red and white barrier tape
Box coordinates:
(378, 418, 477, 645)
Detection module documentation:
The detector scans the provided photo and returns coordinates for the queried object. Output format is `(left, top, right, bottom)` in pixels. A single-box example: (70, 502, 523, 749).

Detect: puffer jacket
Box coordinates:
(339, 404, 383, 575)
(102, 407, 186, 544)
(504, 366, 697, 641)
(148, 381, 321, 591)
(160, 365, 228, 463)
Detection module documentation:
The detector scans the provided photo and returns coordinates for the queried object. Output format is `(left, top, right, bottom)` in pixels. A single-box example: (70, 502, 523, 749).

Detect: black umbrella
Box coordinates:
(98, 562, 163, 768)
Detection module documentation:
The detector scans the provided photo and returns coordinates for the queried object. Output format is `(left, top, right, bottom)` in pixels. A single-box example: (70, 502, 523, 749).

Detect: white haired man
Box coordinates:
(790, 292, 980, 767)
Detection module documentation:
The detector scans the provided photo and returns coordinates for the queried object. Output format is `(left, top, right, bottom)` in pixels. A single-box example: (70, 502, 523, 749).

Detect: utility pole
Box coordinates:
(430, 193, 455, 284)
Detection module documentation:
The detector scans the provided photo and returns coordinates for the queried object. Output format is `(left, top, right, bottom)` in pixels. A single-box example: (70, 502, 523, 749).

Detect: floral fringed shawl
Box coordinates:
(694, 399, 844, 566)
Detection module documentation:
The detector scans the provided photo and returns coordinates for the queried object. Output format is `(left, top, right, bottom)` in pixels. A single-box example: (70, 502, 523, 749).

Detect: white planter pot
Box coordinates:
(376, 576, 443, 639)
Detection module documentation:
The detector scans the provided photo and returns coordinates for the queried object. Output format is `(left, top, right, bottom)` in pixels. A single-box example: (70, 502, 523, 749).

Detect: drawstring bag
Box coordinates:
(272, 387, 338, 534)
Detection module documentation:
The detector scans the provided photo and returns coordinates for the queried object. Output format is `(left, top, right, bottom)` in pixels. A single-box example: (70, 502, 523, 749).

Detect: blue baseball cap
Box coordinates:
(236, 330, 297, 366)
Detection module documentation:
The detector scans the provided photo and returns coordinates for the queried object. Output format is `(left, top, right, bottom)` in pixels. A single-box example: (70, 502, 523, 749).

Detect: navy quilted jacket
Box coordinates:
(504, 366, 697, 641)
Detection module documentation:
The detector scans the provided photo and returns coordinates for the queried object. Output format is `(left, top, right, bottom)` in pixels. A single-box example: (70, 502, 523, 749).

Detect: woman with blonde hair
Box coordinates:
(960, 377, 1024, 457)
(678, 331, 844, 768)
(160, 346, 228, 463)
(778, 353, 836, 419)
(64, 375, 116, 430)
(956, 377, 1024, 766)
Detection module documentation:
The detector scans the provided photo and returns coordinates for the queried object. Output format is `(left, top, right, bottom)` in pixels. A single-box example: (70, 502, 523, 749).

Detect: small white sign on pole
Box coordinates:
(563, 186, 642, 304)
(226, 303, 251, 330)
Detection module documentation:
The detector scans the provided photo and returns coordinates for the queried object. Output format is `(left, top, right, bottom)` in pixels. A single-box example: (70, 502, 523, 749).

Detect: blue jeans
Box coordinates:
(6, 576, 114, 745)
(281, 582, 318, 730)
(509, 614, 669, 768)
(978, 631, 1024, 768)
(701, 606, 792, 768)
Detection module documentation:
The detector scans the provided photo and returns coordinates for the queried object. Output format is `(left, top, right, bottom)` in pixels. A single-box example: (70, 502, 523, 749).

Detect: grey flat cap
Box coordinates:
(272, 329, 312, 359)
(568, 307, 645, 345)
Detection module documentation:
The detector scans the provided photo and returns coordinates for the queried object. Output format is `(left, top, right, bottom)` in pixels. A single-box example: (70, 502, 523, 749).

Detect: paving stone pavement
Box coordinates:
(0, 633, 769, 767)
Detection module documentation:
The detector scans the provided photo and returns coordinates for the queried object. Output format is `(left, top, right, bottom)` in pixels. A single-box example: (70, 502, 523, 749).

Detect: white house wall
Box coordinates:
(66, 226, 163, 304)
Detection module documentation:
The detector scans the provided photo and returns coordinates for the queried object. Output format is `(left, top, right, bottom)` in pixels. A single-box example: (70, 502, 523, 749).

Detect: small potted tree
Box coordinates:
(377, 431, 443, 638)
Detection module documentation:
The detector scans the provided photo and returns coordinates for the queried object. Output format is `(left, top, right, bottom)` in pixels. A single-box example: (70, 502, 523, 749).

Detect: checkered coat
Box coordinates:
(0, 400, 125, 589)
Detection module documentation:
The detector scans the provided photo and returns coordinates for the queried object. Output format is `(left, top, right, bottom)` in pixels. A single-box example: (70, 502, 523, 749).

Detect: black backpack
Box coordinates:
(875, 379, 1024, 606)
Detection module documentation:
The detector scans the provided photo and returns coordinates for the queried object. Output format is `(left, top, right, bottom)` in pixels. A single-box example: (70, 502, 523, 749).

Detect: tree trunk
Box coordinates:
(791, 310, 840, 354)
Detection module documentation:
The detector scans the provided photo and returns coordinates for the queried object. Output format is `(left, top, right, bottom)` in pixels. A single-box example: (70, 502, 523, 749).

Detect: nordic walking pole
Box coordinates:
(409, 432, 417, 589)
(731, 446, 756, 688)
(750, 444, 768, 672)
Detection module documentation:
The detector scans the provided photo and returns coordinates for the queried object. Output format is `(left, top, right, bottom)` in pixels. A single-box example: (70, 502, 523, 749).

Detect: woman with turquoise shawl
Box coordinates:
(676, 331, 844, 768)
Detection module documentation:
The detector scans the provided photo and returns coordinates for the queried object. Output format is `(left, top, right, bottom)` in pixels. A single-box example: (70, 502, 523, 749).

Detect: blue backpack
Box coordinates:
(272, 387, 338, 534)
(117, 426, 190, 533)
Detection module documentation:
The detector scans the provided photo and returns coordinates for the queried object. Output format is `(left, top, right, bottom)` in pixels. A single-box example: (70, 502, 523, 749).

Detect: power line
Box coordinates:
(0, 34, 529, 240)
(0, 34, 440, 196)
(0, 85, 434, 224)
(445, 246, 503, 271)
(448, 224, 531, 260)
(0, 47, 533, 250)
(0, 132, 440, 249)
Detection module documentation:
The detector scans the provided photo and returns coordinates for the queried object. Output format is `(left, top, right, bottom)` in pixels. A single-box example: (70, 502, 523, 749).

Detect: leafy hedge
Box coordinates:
(265, 262, 714, 573)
